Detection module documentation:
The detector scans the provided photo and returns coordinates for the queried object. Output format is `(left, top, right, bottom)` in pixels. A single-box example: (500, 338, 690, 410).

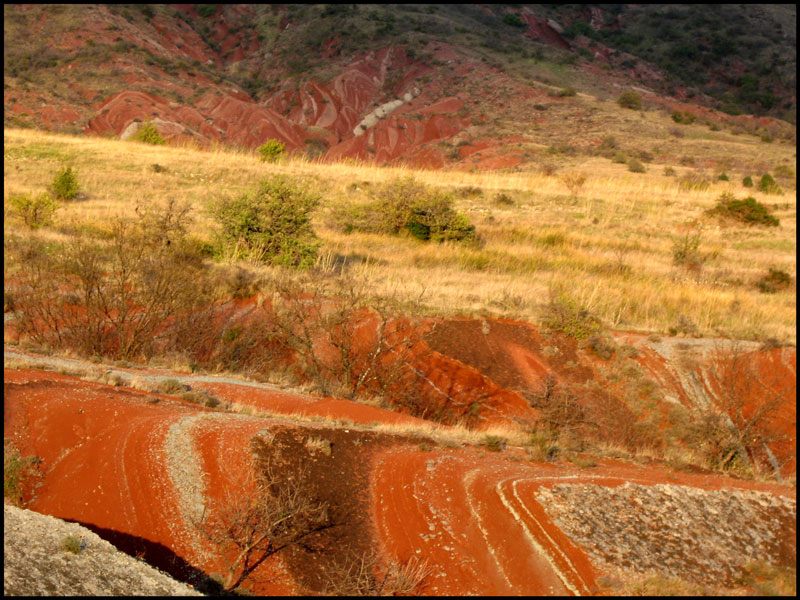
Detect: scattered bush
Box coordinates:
(4, 441, 41, 506)
(706, 193, 779, 227)
(8, 192, 58, 229)
(61, 534, 83, 554)
(192, 451, 330, 592)
(663, 166, 676, 176)
(772, 164, 795, 178)
(561, 172, 587, 197)
(503, 13, 525, 27)
(742, 175, 754, 188)
(717, 172, 729, 181)
(257, 139, 286, 163)
(196, 4, 217, 18)
(211, 175, 321, 268)
(481, 435, 506, 452)
(755, 268, 792, 293)
(627, 159, 646, 173)
(492, 192, 515, 206)
(557, 87, 577, 97)
(612, 150, 627, 164)
(542, 289, 602, 339)
(678, 172, 710, 191)
(156, 378, 187, 395)
(51, 166, 79, 201)
(130, 121, 166, 145)
(758, 173, 783, 195)
(617, 90, 642, 110)
(671, 231, 707, 271)
(369, 177, 479, 245)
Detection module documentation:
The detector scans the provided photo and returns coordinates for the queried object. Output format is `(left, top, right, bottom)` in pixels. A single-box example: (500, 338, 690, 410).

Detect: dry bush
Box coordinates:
(560, 172, 587, 198)
(323, 549, 432, 596)
(265, 272, 430, 401)
(682, 341, 792, 476)
(7, 200, 217, 360)
(192, 450, 330, 592)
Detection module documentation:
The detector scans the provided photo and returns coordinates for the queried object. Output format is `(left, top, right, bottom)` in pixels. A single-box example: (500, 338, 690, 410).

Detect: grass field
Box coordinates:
(4, 127, 796, 344)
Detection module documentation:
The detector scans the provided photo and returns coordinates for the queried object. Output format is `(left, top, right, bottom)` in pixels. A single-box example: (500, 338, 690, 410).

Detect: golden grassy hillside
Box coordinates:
(4, 127, 796, 344)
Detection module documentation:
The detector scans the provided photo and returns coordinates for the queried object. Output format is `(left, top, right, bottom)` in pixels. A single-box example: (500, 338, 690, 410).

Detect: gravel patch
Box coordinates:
(536, 482, 796, 585)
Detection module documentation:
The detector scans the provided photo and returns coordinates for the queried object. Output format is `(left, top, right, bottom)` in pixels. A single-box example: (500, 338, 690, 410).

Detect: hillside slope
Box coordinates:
(4, 4, 795, 167)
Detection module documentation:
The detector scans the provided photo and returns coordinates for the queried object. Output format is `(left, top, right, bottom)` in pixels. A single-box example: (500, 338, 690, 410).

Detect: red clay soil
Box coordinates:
(3, 368, 299, 594)
(370, 445, 796, 596)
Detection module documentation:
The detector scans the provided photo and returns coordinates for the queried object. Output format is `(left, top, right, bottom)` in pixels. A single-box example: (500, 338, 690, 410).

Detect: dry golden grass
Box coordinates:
(4, 127, 796, 344)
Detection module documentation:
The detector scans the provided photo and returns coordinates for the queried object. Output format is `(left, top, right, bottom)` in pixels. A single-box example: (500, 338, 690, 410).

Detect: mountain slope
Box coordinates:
(4, 4, 795, 167)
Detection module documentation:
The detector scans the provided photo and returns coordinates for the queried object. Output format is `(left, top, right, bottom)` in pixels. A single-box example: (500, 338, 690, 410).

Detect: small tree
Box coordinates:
(211, 176, 320, 268)
(257, 139, 286, 162)
(617, 90, 642, 110)
(131, 121, 166, 145)
(8, 192, 58, 229)
(51, 166, 79, 201)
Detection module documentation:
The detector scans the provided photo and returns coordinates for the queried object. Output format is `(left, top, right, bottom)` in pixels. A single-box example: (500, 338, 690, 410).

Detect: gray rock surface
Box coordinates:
(4, 504, 202, 596)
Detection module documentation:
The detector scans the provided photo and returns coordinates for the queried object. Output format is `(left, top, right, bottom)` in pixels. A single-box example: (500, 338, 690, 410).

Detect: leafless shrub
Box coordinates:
(192, 451, 330, 592)
(684, 341, 792, 476)
(265, 272, 430, 401)
(7, 201, 217, 360)
(560, 172, 587, 198)
(323, 549, 432, 596)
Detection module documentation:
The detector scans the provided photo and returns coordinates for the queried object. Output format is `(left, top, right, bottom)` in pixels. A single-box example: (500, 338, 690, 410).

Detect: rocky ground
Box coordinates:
(3, 504, 201, 596)
(536, 482, 797, 586)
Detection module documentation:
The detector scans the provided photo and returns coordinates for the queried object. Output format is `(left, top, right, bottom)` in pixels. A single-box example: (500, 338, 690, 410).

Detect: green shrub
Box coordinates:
(211, 175, 321, 267)
(627, 159, 645, 173)
(196, 4, 217, 18)
(51, 166, 79, 201)
(772, 164, 795, 178)
(503, 13, 525, 27)
(742, 175, 753, 188)
(755, 268, 792, 294)
(542, 290, 602, 339)
(370, 177, 479, 245)
(4, 442, 41, 507)
(758, 173, 783, 195)
(706, 193, 779, 227)
(557, 87, 577, 97)
(717, 172, 729, 181)
(671, 231, 706, 270)
(257, 139, 286, 162)
(8, 192, 58, 229)
(617, 90, 642, 110)
(131, 121, 166, 145)
(612, 150, 627, 164)
(61, 534, 83, 554)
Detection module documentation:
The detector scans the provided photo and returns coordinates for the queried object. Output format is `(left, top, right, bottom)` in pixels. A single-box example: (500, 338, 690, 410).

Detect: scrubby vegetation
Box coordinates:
(50, 166, 79, 201)
(211, 175, 321, 267)
(130, 121, 166, 145)
(7, 192, 58, 229)
(257, 139, 286, 163)
(706, 193, 780, 227)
